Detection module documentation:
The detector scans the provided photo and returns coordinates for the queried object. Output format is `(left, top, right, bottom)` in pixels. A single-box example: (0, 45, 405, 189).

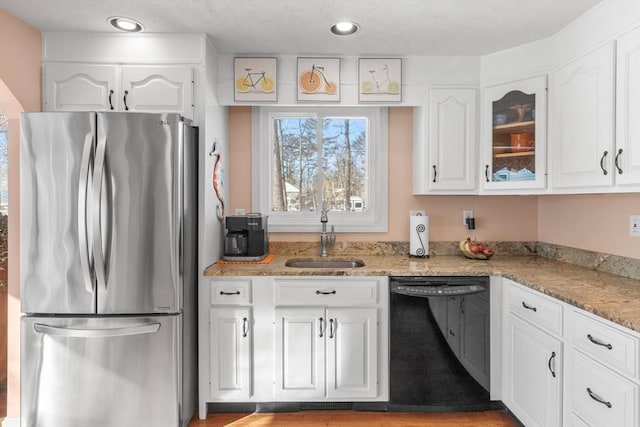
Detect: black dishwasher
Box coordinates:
(389, 276, 501, 412)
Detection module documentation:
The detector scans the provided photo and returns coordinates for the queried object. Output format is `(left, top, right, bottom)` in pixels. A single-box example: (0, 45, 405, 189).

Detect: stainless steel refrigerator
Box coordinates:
(19, 112, 198, 427)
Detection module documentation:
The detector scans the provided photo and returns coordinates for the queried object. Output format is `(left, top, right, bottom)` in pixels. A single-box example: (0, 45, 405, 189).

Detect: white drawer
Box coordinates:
(569, 309, 639, 380)
(274, 278, 379, 306)
(568, 349, 639, 427)
(209, 279, 252, 305)
(506, 281, 563, 336)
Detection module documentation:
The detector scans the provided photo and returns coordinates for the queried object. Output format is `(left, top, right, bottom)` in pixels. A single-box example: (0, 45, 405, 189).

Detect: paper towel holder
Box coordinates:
(409, 210, 429, 258)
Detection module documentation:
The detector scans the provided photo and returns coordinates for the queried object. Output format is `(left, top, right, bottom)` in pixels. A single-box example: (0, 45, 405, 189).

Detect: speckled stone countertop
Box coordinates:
(204, 242, 640, 334)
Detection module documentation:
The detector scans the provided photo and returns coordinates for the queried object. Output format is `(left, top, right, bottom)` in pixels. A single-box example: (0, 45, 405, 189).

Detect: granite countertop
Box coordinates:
(204, 246, 640, 334)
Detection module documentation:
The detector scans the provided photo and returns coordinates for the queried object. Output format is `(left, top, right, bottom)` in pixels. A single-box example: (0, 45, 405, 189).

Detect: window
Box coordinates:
(253, 106, 388, 232)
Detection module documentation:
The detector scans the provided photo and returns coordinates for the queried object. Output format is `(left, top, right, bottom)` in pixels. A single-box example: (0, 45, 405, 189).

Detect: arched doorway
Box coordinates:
(0, 78, 24, 421)
(0, 108, 7, 417)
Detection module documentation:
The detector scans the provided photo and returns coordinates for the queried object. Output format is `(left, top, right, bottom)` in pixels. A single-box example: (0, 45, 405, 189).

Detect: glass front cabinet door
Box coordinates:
(481, 76, 547, 192)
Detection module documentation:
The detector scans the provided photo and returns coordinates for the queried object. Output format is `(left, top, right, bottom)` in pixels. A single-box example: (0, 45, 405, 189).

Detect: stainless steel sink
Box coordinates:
(284, 258, 366, 268)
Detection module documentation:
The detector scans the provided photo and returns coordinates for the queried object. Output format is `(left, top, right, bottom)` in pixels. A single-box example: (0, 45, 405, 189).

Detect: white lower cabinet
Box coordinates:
(199, 276, 387, 418)
(504, 313, 563, 427)
(502, 279, 563, 427)
(199, 278, 257, 419)
(502, 279, 640, 427)
(564, 308, 640, 427)
(209, 307, 252, 401)
(274, 307, 378, 400)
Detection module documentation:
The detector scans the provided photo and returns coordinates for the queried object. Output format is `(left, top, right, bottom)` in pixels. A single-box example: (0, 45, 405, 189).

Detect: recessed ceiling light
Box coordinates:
(109, 16, 144, 32)
(331, 21, 359, 36)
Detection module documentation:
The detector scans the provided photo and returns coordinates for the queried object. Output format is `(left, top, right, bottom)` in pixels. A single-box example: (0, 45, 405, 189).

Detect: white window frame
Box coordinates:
(252, 106, 388, 233)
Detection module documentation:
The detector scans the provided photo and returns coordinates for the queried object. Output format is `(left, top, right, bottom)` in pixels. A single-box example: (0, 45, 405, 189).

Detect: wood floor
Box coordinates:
(188, 410, 520, 427)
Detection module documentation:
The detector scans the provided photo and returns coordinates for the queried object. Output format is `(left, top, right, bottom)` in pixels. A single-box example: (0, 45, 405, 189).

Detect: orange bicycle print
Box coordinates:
(298, 64, 338, 95)
(235, 68, 275, 93)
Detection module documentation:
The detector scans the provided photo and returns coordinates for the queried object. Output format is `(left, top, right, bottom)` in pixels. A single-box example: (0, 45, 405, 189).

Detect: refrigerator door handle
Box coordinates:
(92, 134, 108, 292)
(78, 133, 95, 293)
(33, 322, 161, 338)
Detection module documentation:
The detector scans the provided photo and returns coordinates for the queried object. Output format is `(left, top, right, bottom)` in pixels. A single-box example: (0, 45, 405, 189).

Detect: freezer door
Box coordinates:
(95, 113, 184, 314)
(21, 315, 181, 427)
(20, 112, 97, 314)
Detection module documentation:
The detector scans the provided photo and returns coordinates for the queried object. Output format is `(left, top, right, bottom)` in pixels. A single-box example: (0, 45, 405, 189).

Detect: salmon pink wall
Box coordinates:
(227, 106, 539, 243)
(0, 9, 42, 418)
(0, 9, 42, 112)
(539, 194, 640, 260)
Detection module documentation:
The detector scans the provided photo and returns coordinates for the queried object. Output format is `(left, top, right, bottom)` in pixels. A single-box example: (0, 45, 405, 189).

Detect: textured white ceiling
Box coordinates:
(0, 0, 601, 56)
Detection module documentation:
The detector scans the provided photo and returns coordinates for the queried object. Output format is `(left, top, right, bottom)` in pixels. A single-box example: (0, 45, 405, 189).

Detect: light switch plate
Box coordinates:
(630, 214, 640, 237)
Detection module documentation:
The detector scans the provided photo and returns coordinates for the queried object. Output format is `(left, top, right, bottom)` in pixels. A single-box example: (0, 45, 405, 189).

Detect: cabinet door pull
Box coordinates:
(220, 290, 241, 296)
(432, 165, 437, 183)
(316, 290, 336, 295)
(242, 317, 248, 338)
(108, 89, 114, 111)
(123, 90, 130, 111)
(547, 351, 556, 378)
(587, 387, 612, 408)
(484, 164, 490, 182)
(521, 301, 537, 312)
(599, 150, 608, 175)
(614, 148, 623, 174)
(587, 334, 613, 350)
(319, 317, 325, 338)
(329, 318, 335, 339)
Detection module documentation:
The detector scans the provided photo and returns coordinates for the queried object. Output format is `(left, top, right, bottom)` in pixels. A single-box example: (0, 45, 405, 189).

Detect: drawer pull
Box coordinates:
(587, 387, 612, 408)
(319, 317, 325, 338)
(242, 317, 248, 338)
(521, 301, 537, 312)
(316, 290, 337, 295)
(547, 351, 557, 378)
(587, 334, 613, 350)
(220, 290, 241, 296)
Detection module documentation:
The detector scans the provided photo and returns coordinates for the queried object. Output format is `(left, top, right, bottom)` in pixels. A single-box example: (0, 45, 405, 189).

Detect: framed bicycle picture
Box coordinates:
(297, 57, 340, 102)
(234, 57, 277, 102)
(358, 58, 402, 103)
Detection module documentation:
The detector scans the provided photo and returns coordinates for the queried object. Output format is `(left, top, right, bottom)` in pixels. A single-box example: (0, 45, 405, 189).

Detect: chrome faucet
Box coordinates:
(320, 202, 336, 257)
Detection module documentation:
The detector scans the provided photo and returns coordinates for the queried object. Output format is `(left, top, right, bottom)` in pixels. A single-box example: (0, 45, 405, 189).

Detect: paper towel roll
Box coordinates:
(409, 212, 429, 257)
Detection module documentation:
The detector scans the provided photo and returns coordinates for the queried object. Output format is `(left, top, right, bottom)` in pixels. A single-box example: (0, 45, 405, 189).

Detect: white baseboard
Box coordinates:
(2, 417, 19, 427)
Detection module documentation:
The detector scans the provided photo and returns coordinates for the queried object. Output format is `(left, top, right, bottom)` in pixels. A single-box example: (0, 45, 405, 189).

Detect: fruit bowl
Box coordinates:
(458, 238, 494, 260)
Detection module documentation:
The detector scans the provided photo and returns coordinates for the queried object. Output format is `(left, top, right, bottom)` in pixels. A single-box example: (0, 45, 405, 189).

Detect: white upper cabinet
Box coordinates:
(120, 65, 194, 115)
(44, 63, 119, 112)
(481, 76, 548, 193)
(414, 88, 477, 194)
(44, 62, 195, 119)
(551, 42, 616, 191)
(616, 26, 640, 188)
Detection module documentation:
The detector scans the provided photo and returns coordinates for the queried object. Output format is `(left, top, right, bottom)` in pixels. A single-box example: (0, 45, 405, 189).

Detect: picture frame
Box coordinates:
(296, 57, 340, 102)
(358, 58, 402, 103)
(234, 57, 277, 102)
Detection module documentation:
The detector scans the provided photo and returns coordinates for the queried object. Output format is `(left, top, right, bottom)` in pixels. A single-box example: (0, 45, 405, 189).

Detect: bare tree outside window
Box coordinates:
(271, 114, 367, 213)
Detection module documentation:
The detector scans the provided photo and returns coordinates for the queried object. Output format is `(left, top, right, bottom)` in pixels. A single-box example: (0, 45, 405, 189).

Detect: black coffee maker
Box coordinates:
(223, 213, 269, 261)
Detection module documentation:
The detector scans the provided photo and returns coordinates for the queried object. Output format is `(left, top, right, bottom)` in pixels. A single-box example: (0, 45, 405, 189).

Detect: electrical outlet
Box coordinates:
(463, 210, 473, 226)
(630, 214, 640, 237)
